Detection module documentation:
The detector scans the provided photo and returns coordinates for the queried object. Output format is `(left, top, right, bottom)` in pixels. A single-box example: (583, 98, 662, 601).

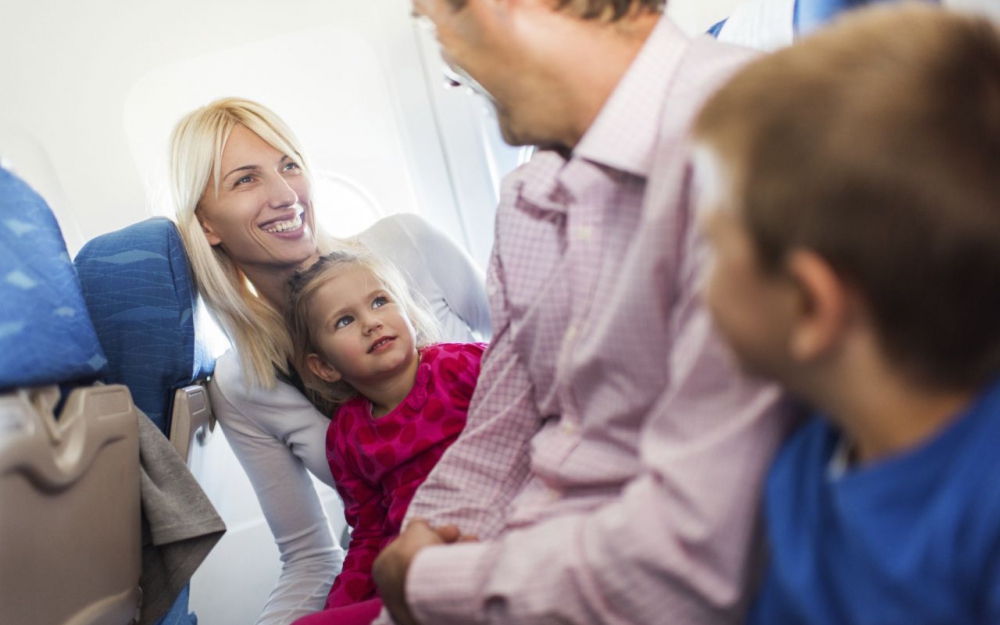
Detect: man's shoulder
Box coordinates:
(669, 35, 758, 107)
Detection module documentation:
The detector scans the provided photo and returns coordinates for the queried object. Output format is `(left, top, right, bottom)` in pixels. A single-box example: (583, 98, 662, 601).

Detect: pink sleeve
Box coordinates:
(325, 412, 388, 608)
(402, 252, 542, 540)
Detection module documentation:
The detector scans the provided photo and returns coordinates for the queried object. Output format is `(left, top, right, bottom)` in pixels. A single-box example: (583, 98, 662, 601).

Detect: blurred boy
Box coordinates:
(694, 5, 1000, 624)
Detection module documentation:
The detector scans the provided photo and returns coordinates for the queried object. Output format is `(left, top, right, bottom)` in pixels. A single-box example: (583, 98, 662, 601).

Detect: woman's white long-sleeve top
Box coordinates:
(208, 213, 491, 625)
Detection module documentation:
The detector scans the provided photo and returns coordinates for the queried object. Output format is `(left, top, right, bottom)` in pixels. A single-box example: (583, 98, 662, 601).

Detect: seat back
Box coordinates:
(0, 168, 106, 388)
(74, 217, 217, 625)
(0, 167, 142, 625)
(74, 217, 215, 439)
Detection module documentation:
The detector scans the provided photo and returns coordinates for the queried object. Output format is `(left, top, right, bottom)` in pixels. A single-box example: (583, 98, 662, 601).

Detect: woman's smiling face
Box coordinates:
(197, 123, 319, 274)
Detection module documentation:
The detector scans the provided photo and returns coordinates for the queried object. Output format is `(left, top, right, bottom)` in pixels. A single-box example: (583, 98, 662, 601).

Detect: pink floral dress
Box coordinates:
(324, 342, 486, 608)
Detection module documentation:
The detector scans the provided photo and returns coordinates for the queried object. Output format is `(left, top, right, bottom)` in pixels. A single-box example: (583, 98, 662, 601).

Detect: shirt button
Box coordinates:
(561, 420, 576, 434)
(575, 225, 593, 241)
(548, 487, 562, 502)
(565, 324, 577, 342)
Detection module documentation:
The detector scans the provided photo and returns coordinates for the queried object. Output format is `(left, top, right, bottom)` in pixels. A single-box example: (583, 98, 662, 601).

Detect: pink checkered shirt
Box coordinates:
(378, 17, 794, 625)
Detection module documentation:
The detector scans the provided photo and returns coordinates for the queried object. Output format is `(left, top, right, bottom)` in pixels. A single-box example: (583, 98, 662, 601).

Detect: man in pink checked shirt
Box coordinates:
(371, 2, 796, 624)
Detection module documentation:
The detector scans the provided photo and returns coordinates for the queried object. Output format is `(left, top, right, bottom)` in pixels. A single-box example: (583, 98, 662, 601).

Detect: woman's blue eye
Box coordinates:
(335, 315, 353, 329)
(372, 296, 388, 309)
(234, 175, 253, 187)
(283, 161, 300, 172)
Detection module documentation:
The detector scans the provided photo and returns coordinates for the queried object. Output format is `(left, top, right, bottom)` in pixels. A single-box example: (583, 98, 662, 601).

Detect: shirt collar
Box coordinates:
(507, 149, 573, 215)
(572, 16, 691, 179)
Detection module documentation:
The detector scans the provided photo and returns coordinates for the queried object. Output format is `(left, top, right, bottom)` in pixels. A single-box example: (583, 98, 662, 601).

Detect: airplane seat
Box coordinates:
(710, 0, 912, 43)
(74, 216, 217, 625)
(73, 217, 215, 448)
(0, 166, 142, 625)
(795, 0, 898, 36)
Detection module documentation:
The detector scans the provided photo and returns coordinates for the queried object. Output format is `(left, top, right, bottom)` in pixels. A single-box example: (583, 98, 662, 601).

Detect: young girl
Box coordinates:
(287, 247, 485, 620)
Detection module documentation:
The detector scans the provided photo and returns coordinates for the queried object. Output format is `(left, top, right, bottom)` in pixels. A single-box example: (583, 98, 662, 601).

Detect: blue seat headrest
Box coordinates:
(0, 168, 107, 391)
(74, 217, 214, 433)
(796, 0, 933, 37)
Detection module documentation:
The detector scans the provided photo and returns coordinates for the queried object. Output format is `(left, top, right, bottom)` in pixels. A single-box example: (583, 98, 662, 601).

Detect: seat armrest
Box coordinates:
(169, 384, 215, 466)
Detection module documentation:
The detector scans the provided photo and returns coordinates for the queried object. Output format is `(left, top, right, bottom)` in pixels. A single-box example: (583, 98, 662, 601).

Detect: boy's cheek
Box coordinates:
(701, 262, 731, 330)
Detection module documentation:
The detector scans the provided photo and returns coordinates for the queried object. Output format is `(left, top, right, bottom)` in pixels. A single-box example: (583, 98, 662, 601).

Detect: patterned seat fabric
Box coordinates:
(0, 168, 106, 391)
(74, 217, 215, 434)
(75, 217, 216, 625)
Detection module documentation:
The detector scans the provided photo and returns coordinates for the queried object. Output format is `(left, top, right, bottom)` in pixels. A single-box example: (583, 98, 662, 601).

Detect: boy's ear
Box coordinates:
(306, 353, 342, 384)
(786, 250, 849, 363)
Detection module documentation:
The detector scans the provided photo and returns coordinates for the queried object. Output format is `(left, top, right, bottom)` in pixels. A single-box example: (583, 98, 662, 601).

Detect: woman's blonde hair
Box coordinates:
(169, 97, 339, 388)
(287, 248, 441, 415)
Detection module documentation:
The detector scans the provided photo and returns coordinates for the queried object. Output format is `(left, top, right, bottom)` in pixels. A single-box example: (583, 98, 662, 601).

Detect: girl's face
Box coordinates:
(197, 124, 318, 274)
(305, 264, 418, 387)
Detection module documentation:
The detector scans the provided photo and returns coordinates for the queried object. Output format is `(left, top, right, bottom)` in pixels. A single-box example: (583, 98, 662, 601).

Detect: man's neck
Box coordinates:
(539, 11, 661, 149)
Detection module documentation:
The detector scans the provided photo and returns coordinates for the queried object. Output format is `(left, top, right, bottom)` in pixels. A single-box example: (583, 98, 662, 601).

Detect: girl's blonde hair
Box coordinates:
(169, 97, 340, 388)
(287, 248, 442, 415)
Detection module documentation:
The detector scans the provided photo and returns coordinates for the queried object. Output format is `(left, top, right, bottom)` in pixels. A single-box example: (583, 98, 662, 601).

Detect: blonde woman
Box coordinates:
(169, 98, 491, 625)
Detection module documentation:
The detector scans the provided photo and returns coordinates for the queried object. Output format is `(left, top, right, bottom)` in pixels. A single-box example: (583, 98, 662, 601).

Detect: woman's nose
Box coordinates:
(265, 174, 298, 209)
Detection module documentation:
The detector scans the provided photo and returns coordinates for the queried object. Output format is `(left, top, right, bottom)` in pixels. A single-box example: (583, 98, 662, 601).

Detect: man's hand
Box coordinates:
(373, 520, 466, 625)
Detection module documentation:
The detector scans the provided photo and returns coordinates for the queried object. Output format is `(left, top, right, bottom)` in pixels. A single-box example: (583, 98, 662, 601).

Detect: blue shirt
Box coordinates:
(748, 380, 1000, 625)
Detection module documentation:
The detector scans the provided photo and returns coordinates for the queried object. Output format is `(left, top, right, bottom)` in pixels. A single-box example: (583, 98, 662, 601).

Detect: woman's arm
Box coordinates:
(209, 351, 345, 625)
(360, 213, 492, 342)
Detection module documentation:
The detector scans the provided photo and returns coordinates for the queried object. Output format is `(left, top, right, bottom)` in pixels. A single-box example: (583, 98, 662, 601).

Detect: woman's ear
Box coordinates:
(199, 217, 222, 247)
(785, 250, 849, 363)
(306, 353, 342, 384)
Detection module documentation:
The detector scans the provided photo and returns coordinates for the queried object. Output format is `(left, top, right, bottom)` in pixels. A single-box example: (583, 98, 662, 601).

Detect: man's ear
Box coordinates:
(785, 249, 849, 363)
(306, 353, 342, 384)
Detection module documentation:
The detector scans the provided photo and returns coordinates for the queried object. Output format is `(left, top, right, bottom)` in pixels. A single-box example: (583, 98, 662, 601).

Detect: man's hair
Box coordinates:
(695, 5, 1000, 389)
(446, 0, 664, 20)
(555, 0, 665, 21)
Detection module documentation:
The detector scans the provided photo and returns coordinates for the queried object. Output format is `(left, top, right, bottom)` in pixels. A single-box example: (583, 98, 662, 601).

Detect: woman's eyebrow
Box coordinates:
(222, 164, 259, 181)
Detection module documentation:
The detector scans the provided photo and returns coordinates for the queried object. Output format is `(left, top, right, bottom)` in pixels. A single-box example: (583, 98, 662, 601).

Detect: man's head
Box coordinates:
(412, 0, 663, 148)
(696, 5, 1000, 393)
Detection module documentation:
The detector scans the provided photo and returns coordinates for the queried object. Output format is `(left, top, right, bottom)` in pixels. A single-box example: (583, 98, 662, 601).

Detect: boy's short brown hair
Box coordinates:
(695, 5, 1000, 389)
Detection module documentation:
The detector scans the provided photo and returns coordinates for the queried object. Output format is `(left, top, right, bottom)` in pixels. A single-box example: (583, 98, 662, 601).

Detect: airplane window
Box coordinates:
(0, 120, 86, 255)
(312, 170, 386, 238)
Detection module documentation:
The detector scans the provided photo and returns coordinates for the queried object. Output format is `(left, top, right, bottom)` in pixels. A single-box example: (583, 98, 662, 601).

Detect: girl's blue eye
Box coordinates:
(372, 296, 388, 309)
(335, 315, 353, 329)
(234, 175, 253, 187)
(283, 161, 301, 172)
